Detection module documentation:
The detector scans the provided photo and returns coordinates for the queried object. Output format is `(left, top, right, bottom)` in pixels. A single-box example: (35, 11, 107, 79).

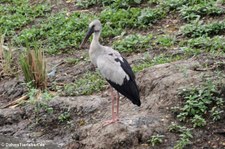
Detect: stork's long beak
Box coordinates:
(80, 27, 94, 49)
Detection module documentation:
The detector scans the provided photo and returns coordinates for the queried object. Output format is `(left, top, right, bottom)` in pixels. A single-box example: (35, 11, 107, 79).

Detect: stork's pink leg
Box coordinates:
(115, 92, 120, 121)
(103, 86, 119, 126)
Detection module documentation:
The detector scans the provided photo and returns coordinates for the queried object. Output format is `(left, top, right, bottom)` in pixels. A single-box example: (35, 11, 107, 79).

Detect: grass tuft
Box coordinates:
(20, 48, 47, 90)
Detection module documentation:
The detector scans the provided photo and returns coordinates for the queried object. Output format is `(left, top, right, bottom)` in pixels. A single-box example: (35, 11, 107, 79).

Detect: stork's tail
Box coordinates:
(107, 79, 141, 106)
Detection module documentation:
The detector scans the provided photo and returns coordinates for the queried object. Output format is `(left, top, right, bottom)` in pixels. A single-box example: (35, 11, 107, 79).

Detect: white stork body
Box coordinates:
(80, 20, 141, 125)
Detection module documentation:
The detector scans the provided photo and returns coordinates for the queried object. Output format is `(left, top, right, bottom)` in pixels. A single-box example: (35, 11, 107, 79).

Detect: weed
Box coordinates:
(14, 12, 92, 54)
(179, 47, 201, 57)
(62, 71, 106, 96)
(65, 58, 80, 65)
(26, 86, 54, 116)
(76, 0, 103, 8)
(154, 35, 175, 47)
(210, 106, 224, 121)
(191, 115, 206, 127)
(111, 0, 143, 8)
(176, 79, 224, 127)
(113, 34, 152, 53)
(0, 33, 18, 76)
(180, 20, 225, 38)
(100, 7, 141, 29)
(2, 47, 14, 75)
(76, 0, 143, 9)
(58, 112, 71, 123)
(181, 36, 225, 52)
(133, 53, 183, 72)
(148, 0, 161, 5)
(179, 1, 224, 21)
(138, 7, 166, 26)
(0, 32, 3, 59)
(148, 134, 165, 146)
(168, 122, 193, 149)
(160, 0, 187, 10)
(19, 48, 47, 90)
(168, 122, 186, 133)
(0, 0, 50, 38)
(174, 131, 193, 149)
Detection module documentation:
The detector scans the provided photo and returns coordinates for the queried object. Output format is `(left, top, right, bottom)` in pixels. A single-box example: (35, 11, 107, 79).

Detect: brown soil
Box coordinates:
(1, 55, 225, 148)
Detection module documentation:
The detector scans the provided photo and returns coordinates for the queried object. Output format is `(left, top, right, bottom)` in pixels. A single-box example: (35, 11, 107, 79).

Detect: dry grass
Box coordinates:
(0, 33, 3, 60)
(0, 34, 16, 77)
(20, 49, 47, 90)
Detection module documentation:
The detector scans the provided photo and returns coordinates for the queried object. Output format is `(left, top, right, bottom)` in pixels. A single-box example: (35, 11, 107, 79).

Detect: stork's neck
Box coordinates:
(92, 31, 101, 46)
(89, 31, 104, 66)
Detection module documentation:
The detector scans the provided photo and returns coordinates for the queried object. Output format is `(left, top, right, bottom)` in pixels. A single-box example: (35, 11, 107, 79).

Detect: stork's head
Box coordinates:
(80, 19, 102, 48)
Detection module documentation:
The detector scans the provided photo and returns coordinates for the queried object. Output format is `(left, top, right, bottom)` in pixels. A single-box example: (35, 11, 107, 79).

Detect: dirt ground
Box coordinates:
(1, 54, 225, 149)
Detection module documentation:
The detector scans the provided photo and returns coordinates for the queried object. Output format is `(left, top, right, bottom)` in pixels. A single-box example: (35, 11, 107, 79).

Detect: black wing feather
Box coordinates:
(107, 57, 141, 106)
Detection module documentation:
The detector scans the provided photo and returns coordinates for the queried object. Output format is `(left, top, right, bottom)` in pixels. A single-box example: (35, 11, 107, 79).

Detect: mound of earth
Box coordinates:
(1, 56, 224, 148)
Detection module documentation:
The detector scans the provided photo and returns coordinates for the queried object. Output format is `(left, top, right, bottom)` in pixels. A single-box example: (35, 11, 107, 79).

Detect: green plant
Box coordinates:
(160, 0, 187, 10)
(191, 115, 206, 127)
(180, 20, 225, 38)
(76, 0, 143, 9)
(133, 53, 183, 72)
(180, 36, 225, 52)
(176, 79, 224, 127)
(111, 0, 143, 8)
(168, 122, 186, 132)
(0, 32, 3, 59)
(65, 58, 80, 65)
(62, 71, 106, 96)
(58, 112, 71, 123)
(2, 47, 14, 75)
(0, 33, 18, 77)
(138, 7, 166, 26)
(179, 1, 224, 21)
(148, 134, 165, 146)
(179, 47, 202, 57)
(0, 0, 50, 38)
(100, 7, 141, 29)
(19, 48, 47, 90)
(168, 123, 193, 149)
(26, 86, 54, 116)
(113, 34, 152, 53)
(174, 130, 193, 149)
(210, 106, 224, 121)
(154, 35, 175, 47)
(14, 12, 92, 54)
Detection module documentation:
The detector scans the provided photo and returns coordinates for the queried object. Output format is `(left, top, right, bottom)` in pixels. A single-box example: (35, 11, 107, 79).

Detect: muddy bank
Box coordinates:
(0, 57, 225, 148)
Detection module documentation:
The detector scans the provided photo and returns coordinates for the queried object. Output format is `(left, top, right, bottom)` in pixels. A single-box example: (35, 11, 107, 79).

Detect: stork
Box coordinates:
(80, 20, 141, 125)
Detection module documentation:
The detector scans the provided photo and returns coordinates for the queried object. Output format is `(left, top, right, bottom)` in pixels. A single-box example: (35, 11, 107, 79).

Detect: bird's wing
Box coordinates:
(96, 53, 135, 86)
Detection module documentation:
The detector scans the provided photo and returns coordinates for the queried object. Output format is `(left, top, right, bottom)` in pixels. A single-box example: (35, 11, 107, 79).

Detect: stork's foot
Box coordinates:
(103, 117, 119, 126)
